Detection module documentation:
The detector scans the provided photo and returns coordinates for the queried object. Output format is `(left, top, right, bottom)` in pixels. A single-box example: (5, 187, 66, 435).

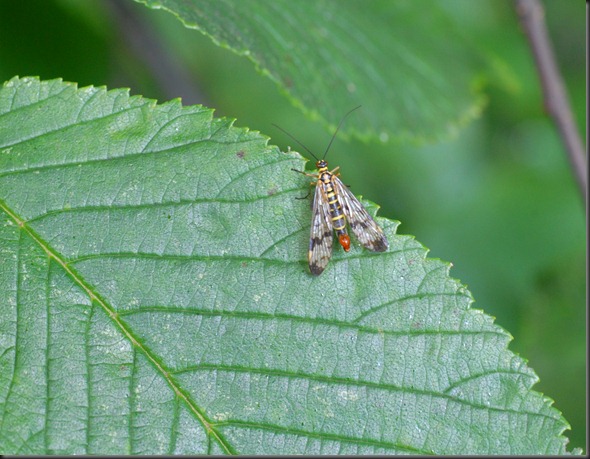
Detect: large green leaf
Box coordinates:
(136, 0, 485, 144)
(0, 77, 574, 454)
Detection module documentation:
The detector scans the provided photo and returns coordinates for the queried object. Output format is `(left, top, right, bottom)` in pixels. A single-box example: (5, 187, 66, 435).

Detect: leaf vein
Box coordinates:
(67, 244, 421, 269)
(25, 189, 301, 224)
(176, 364, 558, 421)
(217, 419, 430, 454)
(442, 369, 536, 394)
(0, 133, 265, 178)
(119, 304, 501, 339)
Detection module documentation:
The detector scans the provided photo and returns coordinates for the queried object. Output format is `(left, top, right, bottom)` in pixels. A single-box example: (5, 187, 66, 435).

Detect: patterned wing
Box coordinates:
(308, 182, 334, 275)
(333, 177, 388, 252)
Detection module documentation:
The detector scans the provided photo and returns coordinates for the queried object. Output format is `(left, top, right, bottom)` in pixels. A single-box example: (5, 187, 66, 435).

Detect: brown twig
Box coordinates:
(515, 0, 586, 202)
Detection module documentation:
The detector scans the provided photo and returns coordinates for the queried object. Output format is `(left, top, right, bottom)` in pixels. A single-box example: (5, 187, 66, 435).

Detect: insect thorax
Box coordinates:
(319, 171, 332, 184)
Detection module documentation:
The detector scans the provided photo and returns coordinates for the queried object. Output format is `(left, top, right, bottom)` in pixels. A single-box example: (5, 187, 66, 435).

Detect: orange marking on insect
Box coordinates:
(339, 234, 351, 252)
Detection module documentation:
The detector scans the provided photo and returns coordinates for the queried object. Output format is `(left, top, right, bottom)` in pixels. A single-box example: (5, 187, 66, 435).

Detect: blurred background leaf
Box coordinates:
(0, 0, 585, 451)
(135, 0, 486, 144)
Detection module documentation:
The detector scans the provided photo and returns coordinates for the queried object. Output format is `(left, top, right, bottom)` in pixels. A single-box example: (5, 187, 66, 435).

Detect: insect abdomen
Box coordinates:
(322, 178, 351, 252)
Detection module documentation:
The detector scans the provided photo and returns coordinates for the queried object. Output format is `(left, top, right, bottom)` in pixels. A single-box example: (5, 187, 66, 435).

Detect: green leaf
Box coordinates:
(0, 77, 574, 455)
(136, 0, 485, 144)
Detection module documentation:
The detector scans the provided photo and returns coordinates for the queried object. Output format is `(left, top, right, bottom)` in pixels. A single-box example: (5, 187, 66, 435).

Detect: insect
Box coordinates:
(274, 106, 388, 275)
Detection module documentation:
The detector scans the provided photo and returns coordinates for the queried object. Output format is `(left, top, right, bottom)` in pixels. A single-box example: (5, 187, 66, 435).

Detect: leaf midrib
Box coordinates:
(0, 197, 234, 455)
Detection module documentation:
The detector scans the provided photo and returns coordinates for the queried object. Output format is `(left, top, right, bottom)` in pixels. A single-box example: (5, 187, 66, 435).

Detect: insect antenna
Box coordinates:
(273, 104, 361, 161)
(272, 123, 319, 161)
(322, 105, 361, 160)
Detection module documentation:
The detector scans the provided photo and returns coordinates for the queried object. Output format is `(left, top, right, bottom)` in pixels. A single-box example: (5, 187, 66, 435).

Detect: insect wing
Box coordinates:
(333, 177, 388, 252)
(308, 182, 334, 275)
